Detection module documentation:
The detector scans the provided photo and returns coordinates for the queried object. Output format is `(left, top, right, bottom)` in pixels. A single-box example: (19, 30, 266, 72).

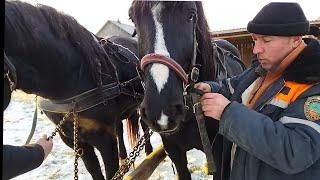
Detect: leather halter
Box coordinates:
(4, 52, 17, 91)
(140, 53, 189, 84)
(138, 13, 198, 86)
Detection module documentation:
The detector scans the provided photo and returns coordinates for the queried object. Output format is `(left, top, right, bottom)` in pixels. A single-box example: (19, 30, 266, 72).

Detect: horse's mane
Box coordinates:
(129, 1, 157, 20)
(5, 1, 117, 86)
(129, 1, 215, 81)
(194, 2, 215, 81)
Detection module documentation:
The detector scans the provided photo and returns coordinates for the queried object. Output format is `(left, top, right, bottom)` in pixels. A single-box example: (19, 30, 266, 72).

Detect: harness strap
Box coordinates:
(38, 82, 121, 113)
(38, 78, 143, 114)
(189, 15, 198, 75)
(214, 44, 228, 80)
(103, 38, 140, 65)
(91, 33, 120, 85)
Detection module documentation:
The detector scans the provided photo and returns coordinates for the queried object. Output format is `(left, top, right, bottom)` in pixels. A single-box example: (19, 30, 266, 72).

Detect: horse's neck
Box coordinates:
(15, 55, 95, 100)
(101, 39, 143, 94)
(197, 52, 216, 82)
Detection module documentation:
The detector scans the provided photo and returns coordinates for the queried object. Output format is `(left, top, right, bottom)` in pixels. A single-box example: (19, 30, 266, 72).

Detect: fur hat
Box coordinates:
(247, 2, 310, 36)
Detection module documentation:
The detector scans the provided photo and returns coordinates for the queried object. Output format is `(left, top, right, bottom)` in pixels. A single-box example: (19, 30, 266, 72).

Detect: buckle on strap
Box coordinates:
(190, 66, 199, 83)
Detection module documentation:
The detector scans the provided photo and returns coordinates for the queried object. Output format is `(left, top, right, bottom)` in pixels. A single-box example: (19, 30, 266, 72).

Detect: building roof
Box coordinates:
(212, 28, 249, 39)
(211, 19, 320, 39)
(96, 20, 135, 35)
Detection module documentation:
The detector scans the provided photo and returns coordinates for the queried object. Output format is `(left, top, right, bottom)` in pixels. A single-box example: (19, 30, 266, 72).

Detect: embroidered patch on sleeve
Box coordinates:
(304, 96, 320, 121)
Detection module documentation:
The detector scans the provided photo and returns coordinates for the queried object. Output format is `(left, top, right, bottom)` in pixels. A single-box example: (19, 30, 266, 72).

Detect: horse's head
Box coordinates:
(130, 1, 215, 134)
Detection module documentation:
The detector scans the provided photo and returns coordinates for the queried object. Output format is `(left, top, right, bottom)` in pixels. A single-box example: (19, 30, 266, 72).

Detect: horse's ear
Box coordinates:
(132, 29, 137, 37)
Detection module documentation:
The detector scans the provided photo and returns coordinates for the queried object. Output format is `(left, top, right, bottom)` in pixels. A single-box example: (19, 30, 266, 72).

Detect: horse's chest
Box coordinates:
(61, 117, 115, 139)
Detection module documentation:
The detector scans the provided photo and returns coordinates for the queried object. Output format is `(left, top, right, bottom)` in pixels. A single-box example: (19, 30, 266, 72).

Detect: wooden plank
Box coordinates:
(124, 144, 167, 180)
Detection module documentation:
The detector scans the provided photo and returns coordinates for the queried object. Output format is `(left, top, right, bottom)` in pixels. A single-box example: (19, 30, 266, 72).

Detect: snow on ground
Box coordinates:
(4, 90, 213, 180)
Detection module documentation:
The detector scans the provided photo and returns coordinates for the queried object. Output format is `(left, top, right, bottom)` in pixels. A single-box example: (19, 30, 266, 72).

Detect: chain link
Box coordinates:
(48, 112, 70, 139)
(47, 109, 83, 180)
(72, 111, 83, 180)
(111, 129, 153, 180)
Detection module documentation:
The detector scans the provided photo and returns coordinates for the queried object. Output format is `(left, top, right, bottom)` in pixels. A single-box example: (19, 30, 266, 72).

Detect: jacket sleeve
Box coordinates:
(3, 144, 45, 179)
(205, 65, 255, 99)
(219, 99, 320, 174)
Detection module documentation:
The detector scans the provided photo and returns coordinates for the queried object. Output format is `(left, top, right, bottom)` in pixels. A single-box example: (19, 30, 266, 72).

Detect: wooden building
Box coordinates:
(212, 19, 320, 67)
(96, 19, 319, 67)
(96, 20, 135, 38)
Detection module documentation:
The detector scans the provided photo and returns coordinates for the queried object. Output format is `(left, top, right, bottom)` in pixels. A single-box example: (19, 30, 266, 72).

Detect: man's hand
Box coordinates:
(200, 93, 231, 120)
(36, 134, 53, 159)
(194, 82, 211, 93)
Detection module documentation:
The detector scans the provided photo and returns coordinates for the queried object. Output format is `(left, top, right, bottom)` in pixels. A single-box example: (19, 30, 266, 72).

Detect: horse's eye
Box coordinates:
(188, 13, 195, 21)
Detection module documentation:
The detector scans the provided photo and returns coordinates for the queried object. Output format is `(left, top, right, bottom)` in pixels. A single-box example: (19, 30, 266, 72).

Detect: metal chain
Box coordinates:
(48, 112, 70, 139)
(73, 111, 83, 180)
(47, 110, 83, 180)
(111, 129, 153, 180)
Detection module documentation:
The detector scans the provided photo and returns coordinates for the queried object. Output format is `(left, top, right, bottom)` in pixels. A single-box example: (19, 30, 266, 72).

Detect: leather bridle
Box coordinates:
(135, 4, 217, 174)
(138, 12, 199, 91)
(140, 53, 189, 84)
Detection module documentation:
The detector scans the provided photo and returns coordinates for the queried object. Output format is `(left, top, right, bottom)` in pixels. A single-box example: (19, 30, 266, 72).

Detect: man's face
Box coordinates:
(252, 34, 298, 72)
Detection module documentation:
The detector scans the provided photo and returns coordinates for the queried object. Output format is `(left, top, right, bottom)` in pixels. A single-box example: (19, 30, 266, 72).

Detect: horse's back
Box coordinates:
(213, 39, 241, 59)
(224, 50, 246, 77)
(106, 36, 138, 53)
(213, 39, 246, 79)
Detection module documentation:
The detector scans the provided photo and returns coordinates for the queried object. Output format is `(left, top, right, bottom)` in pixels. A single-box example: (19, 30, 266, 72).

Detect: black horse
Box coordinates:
(4, 1, 152, 179)
(129, 1, 245, 179)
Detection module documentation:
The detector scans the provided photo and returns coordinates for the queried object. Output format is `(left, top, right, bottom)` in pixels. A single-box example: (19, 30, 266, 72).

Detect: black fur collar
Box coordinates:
(283, 38, 320, 84)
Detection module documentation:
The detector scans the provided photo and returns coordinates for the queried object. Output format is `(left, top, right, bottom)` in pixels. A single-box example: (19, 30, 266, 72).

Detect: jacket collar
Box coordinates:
(283, 38, 320, 84)
(253, 78, 285, 110)
(250, 39, 320, 109)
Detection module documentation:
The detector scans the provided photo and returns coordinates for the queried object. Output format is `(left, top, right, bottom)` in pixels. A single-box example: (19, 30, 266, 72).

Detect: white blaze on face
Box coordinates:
(151, 3, 171, 128)
(157, 112, 169, 129)
(150, 3, 170, 94)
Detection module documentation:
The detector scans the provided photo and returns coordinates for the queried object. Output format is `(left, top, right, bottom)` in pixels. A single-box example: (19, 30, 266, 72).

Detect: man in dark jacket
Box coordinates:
(3, 135, 53, 179)
(195, 2, 320, 180)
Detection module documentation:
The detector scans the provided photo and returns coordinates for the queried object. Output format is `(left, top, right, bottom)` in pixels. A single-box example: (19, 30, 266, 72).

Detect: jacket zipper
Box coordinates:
(257, 84, 285, 111)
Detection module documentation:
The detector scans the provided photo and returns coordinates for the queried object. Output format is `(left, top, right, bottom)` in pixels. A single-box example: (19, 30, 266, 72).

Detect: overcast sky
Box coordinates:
(22, 0, 319, 33)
